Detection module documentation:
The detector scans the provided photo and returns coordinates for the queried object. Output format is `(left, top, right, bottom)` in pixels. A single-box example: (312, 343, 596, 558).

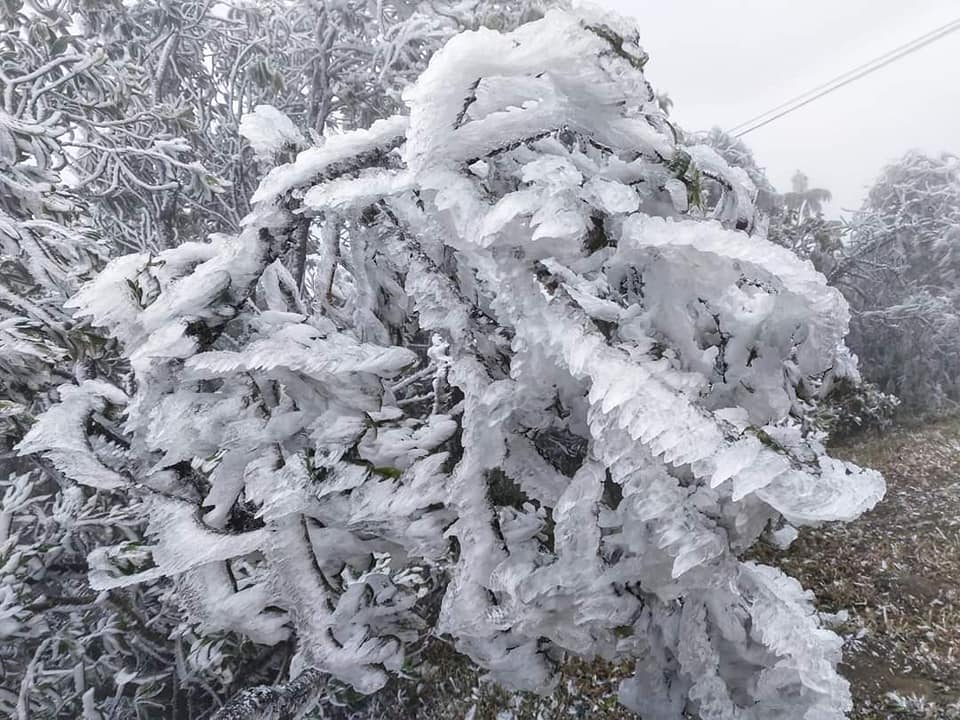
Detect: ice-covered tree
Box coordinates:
(692, 143, 898, 437)
(843, 151, 960, 414)
(0, 27, 157, 720)
(0, 6, 283, 716)
(3, 3, 557, 716)
(784, 171, 832, 223)
(850, 152, 960, 295)
(0, 0, 234, 255)
(21, 7, 884, 719)
(51, 0, 553, 253)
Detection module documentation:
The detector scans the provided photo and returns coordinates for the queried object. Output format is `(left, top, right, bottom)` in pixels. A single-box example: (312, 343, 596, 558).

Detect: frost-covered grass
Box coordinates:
(752, 416, 960, 719)
(316, 646, 638, 719)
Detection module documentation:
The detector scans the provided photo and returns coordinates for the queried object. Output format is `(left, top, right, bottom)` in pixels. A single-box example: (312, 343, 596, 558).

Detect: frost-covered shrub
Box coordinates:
(20, 8, 884, 719)
(814, 377, 900, 440)
(0, 24, 159, 716)
(0, 467, 237, 719)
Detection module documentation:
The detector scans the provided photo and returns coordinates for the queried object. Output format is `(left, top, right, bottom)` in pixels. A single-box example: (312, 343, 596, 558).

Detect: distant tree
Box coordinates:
(843, 151, 960, 414)
(848, 152, 960, 297)
(784, 170, 832, 222)
(22, 9, 883, 719)
(767, 171, 845, 282)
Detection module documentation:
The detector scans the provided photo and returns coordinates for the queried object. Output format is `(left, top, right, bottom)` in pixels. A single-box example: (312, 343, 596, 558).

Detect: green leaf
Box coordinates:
(751, 427, 787, 453)
(50, 35, 73, 56)
(613, 624, 635, 638)
(583, 24, 648, 71)
(372, 466, 402, 479)
(686, 167, 704, 210)
(667, 149, 691, 176)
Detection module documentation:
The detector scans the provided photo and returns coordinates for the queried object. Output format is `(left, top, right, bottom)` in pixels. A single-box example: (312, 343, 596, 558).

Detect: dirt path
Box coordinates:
(756, 419, 960, 718)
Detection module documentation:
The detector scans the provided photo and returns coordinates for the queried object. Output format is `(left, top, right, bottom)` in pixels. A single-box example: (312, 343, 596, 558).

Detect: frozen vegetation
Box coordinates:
(2, 2, 958, 719)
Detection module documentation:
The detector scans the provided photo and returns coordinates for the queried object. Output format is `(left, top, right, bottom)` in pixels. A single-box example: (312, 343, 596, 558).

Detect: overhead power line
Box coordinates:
(728, 17, 960, 135)
(730, 16, 960, 138)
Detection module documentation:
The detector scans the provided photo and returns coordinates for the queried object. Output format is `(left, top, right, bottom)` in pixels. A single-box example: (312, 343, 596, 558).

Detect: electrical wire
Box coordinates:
(728, 16, 960, 135)
(730, 16, 960, 138)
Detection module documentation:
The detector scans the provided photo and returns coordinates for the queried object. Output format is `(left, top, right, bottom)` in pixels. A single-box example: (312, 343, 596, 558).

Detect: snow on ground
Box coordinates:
(753, 417, 960, 719)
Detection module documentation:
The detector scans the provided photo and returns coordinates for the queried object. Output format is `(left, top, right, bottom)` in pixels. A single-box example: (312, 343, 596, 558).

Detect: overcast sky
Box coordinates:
(598, 1, 960, 215)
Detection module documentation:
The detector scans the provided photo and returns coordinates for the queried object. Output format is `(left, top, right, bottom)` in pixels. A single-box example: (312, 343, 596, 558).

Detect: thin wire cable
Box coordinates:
(730, 17, 960, 138)
(728, 17, 960, 135)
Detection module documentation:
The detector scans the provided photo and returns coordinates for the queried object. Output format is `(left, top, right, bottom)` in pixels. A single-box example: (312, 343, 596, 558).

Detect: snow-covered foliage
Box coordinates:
(0, 111, 246, 720)
(0, 0, 235, 254)
(843, 152, 960, 415)
(18, 8, 885, 718)
(0, 9, 186, 718)
(2, 3, 555, 716)
(0, 10, 223, 716)
(239, 106, 308, 163)
(813, 376, 900, 440)
(692, 127, 780, 225)
(0, 61, 100, 446)
(0, 464, 220, 719)
(47, 0, 554, 254)
(702, 154, 901, 436)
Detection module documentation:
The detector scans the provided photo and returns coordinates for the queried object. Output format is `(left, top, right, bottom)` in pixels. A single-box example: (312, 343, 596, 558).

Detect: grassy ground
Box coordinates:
(754, 417, 960, 719)
(331, 418, 960, 719)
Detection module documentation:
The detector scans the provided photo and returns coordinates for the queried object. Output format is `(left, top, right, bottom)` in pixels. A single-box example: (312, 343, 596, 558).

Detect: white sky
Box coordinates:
(598, 0, 960, 215)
